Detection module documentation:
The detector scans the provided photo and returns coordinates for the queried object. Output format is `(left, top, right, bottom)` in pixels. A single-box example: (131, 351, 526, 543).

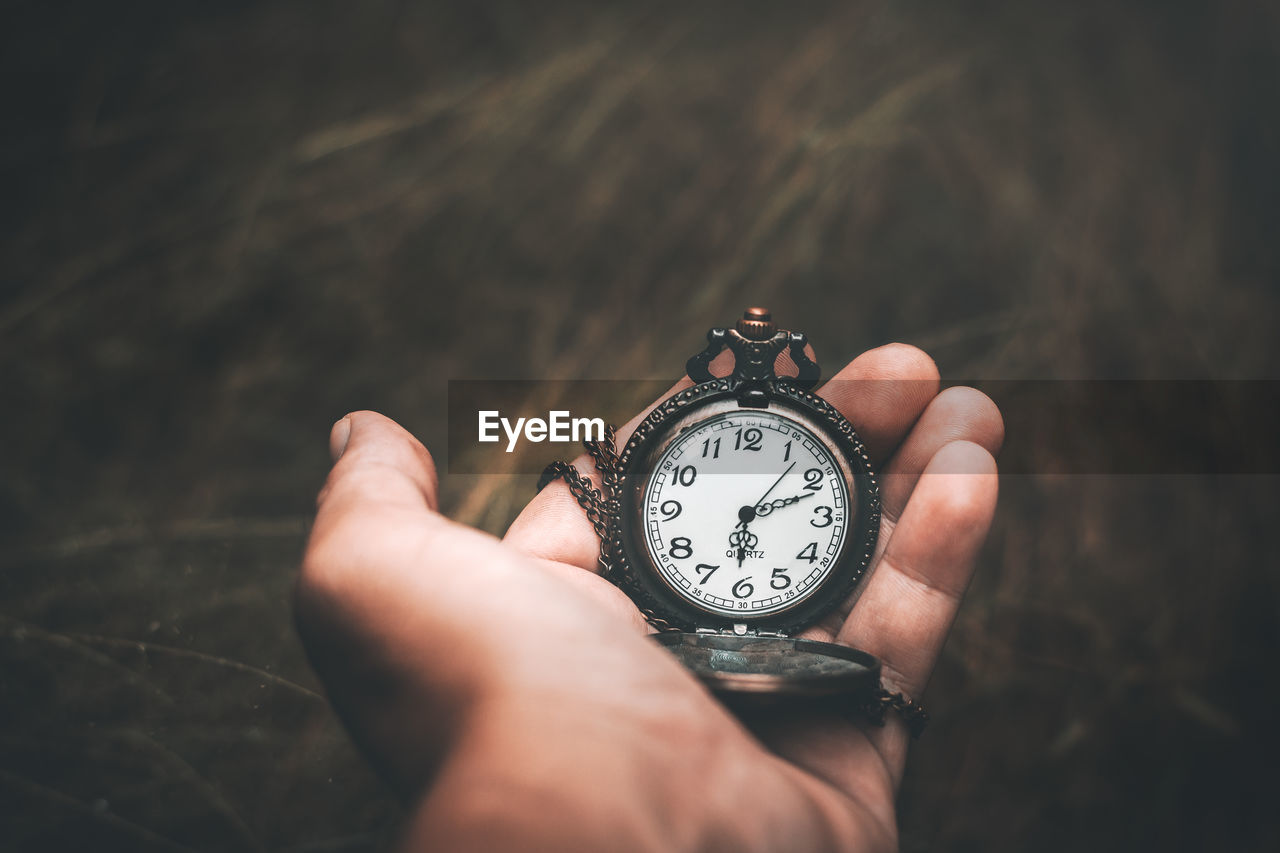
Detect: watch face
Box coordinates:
(640, 409, 852, 619)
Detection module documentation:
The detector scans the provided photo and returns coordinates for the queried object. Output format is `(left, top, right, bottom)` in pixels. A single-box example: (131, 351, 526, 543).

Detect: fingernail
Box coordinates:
(330, 416, 352, 461)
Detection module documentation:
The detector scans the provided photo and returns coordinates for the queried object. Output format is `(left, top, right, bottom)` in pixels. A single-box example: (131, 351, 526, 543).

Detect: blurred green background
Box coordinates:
(2, 0, 1278, 850)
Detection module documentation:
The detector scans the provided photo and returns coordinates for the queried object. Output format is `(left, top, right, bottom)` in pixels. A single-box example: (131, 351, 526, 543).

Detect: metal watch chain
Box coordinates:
(538, 427, 930, 738)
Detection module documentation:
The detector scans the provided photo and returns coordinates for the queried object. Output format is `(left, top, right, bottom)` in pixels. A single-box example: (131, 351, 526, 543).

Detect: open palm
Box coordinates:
(295, 343, 1002, 852)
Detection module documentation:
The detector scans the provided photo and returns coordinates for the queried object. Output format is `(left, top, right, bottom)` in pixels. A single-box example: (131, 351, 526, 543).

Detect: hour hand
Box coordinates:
(754, 492, 814, 517)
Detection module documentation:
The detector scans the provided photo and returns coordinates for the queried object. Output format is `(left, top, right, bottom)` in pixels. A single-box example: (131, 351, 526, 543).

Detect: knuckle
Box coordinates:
(295, 519, 377, 640)
(297, 527, 349, 606)
(298, 505, 379, 604)
(326, 463, 401, 503)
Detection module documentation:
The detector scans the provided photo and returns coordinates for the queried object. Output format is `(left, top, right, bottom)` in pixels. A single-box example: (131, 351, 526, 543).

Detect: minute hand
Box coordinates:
(754, 492, 814, 517)
(751, 462, 795, 509)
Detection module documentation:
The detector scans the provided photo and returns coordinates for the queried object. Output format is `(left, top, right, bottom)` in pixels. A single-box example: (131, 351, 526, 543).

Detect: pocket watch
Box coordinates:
(540, 309, 926, 734)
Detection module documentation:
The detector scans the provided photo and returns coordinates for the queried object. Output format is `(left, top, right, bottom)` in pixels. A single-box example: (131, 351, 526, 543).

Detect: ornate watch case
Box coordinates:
(608, 309, 884, 699)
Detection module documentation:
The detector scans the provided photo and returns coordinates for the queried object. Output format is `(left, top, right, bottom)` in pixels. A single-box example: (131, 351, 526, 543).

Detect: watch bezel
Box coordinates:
(612, 377, 880, 635)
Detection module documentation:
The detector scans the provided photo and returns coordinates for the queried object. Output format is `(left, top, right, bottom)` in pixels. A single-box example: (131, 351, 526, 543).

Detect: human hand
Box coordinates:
(295, 343, 1002, 852)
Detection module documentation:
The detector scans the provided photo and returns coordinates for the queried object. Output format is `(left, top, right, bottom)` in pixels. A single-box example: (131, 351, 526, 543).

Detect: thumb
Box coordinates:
(297, 411, 500, 795)
(316, 409, 440, 522)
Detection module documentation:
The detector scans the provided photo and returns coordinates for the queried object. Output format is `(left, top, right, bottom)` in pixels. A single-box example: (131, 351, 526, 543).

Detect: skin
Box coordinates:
(295, 343, 1003, 852)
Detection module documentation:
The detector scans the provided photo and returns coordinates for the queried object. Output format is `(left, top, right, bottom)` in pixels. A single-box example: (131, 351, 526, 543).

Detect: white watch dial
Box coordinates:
(641, 410, 851, 618)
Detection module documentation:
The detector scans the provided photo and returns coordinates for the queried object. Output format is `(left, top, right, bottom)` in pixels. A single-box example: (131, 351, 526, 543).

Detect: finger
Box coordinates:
(305, 411, 643, 643)
(301, 410, 484, 670)
(304, 409, 529, 624)
(316, 411, 440, 518)
(304, 413, 451, 625)
(816, 343, 940, 464)
(878, 386, 1003, 522)
(837, 440, 998, 700)
(299, 410, 499, 790)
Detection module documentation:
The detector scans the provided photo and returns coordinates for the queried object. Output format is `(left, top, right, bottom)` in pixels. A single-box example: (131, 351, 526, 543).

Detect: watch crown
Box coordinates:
(736, 307, 775, 340)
